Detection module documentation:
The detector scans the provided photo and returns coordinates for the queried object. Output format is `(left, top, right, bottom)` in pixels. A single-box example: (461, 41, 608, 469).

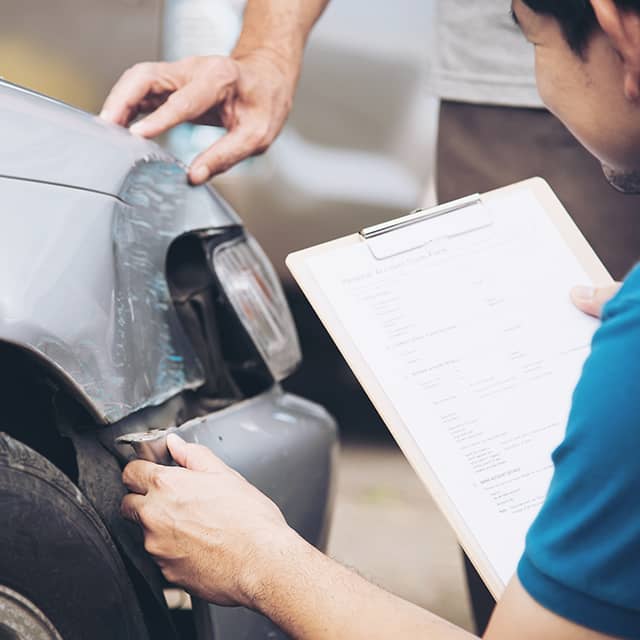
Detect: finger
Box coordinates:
(570, 283, 622, 318)
(122, 459, 163, 494)
(121, 492, 147, 525)
(166, 434, 226, 473)
(129, 81, 222, 138)
(100, 63, 164, 126)
(188, 123, 270, 183)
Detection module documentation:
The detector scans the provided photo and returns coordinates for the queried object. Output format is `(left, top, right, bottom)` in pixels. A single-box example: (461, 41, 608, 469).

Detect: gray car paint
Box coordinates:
(0, 80, 243, 422)
(0, 79, 170, 196)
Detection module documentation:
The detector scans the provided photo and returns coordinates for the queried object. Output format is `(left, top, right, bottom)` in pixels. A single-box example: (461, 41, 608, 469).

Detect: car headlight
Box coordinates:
(212, 234, 301, 381)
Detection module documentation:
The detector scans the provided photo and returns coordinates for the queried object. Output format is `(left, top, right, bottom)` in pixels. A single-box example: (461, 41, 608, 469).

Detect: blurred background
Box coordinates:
(1, 0, 472, 630)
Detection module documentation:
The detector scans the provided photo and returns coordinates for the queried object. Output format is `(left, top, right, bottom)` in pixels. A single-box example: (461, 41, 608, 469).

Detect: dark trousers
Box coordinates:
(436, 100, 640, 633)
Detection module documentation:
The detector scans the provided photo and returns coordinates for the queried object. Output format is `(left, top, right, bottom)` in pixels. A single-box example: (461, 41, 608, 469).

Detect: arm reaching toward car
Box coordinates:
(122, 435, 478, 639)
(100, 0, 329, 184)
(121, 433, 617, 640)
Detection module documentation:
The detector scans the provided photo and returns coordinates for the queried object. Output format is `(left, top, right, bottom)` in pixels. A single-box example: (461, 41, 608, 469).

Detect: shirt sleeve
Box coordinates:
(518, 266, 640, 639)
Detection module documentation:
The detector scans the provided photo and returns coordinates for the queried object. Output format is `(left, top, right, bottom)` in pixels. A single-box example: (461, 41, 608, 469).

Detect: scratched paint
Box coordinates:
(0, 161, 239, 423)
(107, 160, 240, 420)
(0, 80, 242, 423)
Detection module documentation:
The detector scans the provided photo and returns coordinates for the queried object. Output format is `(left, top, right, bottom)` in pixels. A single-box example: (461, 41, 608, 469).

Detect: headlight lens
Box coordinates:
(213, 235, 301, 381)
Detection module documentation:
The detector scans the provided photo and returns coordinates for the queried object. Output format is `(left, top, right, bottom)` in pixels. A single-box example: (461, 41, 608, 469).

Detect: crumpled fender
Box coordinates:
(0, 161, 239, 423)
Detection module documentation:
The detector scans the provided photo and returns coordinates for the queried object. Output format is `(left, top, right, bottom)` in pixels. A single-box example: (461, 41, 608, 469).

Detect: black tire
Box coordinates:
(0, 433, 149, 640)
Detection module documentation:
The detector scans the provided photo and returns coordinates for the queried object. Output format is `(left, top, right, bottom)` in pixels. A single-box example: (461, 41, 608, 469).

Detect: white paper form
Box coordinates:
(306, 190, 600, 585)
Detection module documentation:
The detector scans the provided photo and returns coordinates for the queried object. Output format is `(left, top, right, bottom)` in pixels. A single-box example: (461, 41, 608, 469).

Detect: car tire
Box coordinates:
(0, 432, 150, 640)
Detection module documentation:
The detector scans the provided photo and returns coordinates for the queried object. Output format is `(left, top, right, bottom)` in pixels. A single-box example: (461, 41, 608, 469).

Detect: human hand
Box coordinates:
(121, 434, 298, 607)
(100, 51, 298, 184)
(570, 283, 621, 318)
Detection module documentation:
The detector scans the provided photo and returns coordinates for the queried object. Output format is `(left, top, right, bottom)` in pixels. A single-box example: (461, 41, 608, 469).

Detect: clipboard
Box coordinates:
(286, 178, 612, 598)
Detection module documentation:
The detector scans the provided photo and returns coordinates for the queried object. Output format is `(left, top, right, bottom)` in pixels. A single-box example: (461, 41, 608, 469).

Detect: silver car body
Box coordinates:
(0, 80, 336, 639)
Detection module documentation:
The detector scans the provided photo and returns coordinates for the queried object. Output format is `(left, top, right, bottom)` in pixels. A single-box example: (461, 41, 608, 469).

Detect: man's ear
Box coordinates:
(592, 0, 640, 101)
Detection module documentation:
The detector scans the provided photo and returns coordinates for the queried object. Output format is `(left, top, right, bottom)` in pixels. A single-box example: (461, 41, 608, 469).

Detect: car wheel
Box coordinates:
(0, 432, 149, 640)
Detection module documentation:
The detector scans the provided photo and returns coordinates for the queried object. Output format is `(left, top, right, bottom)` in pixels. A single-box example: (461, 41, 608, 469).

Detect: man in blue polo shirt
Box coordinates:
(119, 1, 640, 637)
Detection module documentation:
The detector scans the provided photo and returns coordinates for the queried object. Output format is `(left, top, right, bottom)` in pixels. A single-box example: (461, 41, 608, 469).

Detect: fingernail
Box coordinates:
(99, 108, 111, 120)
(166, 433, 185, 454)
(572, 285, 596, 301)
(166, 433, 183, 447)
(190, 165, 209, 184)
(129, 122, 146, 136)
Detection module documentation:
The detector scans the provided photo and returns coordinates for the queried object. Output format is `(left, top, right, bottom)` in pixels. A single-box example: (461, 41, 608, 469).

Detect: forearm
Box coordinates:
(247, 531, 478, 640)
(232, 0, 329, 75)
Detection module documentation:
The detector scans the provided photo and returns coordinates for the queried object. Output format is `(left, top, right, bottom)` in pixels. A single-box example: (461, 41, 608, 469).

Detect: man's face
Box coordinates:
(513, 0, 640, 190)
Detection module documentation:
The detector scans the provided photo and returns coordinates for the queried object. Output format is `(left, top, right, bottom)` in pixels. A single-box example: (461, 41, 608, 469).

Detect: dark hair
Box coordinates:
(521, 0, 640, 54)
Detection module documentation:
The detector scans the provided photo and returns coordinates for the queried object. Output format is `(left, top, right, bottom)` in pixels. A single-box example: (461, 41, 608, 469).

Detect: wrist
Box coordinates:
(240, 527, 314, 613)
(232, 38, 304, 85)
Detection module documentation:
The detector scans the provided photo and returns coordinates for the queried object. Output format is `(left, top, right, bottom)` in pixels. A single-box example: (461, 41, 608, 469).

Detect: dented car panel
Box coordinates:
(0, 161, 240, 422)
(0, 79, 338, 640)
(0, 79, 244, 422)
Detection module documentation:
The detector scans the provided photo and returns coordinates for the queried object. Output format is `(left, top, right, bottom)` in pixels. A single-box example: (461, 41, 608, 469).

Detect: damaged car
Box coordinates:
(0, 79, 337, 640)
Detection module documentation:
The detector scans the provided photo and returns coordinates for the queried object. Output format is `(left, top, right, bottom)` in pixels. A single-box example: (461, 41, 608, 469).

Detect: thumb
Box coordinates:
(166, 434, 222, 472)
(570, 283, 622, 318)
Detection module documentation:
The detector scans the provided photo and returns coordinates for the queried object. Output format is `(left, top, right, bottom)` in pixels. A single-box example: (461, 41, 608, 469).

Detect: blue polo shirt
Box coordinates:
(518, 265, 640, 638)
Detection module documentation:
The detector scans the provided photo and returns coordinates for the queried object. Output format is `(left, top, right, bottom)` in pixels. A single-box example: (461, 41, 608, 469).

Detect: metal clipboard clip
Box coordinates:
(359, 194, 492, 260)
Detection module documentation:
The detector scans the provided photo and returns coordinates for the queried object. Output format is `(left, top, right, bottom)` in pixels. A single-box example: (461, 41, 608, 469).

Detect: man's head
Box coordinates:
(513, 0, 640, 191)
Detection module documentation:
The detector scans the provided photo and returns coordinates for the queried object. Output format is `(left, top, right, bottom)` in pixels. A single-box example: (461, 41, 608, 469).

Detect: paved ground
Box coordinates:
(328, 441, 474, 633)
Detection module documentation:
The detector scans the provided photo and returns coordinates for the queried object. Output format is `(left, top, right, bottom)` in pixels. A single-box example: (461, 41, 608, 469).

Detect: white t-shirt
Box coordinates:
(432, 2, 543, 108)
